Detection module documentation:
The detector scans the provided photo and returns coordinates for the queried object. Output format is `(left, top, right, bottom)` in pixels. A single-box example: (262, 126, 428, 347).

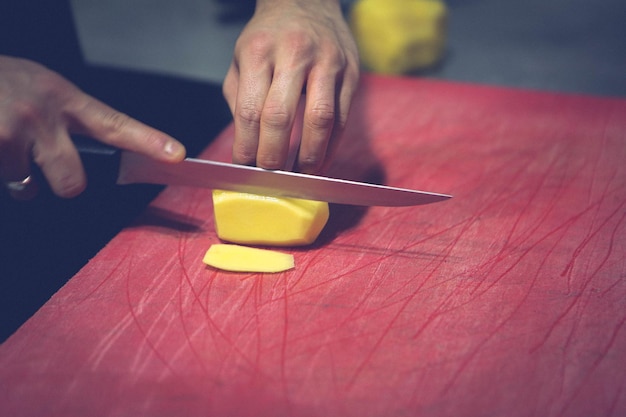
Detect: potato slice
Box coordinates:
(212, 190, 329, 246)
(203, 244, 294, 273)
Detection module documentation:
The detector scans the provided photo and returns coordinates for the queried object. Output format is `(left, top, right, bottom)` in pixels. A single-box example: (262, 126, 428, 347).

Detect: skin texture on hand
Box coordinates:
(223, 0, 360, 174)
(0, 56, 186, 199)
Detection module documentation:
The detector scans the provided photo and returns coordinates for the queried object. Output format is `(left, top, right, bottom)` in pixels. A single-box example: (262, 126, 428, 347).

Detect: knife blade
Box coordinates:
(74, 137, 451, 207)
(117, 152, 451, 207)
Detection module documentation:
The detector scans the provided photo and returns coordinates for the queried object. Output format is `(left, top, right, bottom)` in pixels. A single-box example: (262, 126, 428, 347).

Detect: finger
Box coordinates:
(318, 64, 360, 174)
(256, 70, 306, 170)
(32, 130, 86, 198)
(231, 59, 272, 167)
(297, 70, 337, 174)
(222, 62, 239, 116)
(68, 94, 185, 162)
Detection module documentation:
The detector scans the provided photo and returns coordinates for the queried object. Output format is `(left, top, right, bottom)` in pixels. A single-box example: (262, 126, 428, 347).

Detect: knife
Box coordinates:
(75, 137, 451, 207)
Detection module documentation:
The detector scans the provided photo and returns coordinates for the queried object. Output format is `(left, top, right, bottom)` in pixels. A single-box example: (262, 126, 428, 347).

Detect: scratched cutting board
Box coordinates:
(1, 75, 625, 417)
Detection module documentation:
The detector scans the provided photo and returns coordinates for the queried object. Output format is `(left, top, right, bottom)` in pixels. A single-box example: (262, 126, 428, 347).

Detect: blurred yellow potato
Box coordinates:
(349, 0, 448, 74)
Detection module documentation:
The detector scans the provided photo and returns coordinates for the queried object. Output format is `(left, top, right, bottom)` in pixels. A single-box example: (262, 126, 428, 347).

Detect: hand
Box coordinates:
(0, 56, 186, 199)
(223, 0, 359, 174)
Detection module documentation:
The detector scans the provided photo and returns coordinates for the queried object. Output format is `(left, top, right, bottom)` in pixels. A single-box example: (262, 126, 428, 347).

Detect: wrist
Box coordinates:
(255, 0, 342, 12)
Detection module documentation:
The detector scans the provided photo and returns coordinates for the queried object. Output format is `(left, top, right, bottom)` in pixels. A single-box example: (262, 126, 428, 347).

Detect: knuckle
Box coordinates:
(262, 106, 291, 130)
(236, 102, 263, 127)
(56, 176, 86, 198)
(256, 153, 284, 170)
(100, 110, 132, 138)
(31, 69, 67, 96)
(239, 32, 273, 61)
(299, 152, 324, 173)
(250, 36, 272, 56)
(139, 129, 165, 147)
(323, 45, 347, 68)
(286, 32, 315, 56)
(32, 143, 59, 169)
(337, 108, 351, 130)
(32, 147, 86, 198)
(232, 145, 257, 166)
(307, 102, 335, 129)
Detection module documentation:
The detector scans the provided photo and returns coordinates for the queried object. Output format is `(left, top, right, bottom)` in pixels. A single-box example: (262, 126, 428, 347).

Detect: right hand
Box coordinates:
(222, 0, 360, 175)
(0, 56, 186, 200)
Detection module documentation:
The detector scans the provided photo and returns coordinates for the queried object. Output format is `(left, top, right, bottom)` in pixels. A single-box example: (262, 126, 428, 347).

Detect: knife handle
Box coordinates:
(72, 136, 122, 187)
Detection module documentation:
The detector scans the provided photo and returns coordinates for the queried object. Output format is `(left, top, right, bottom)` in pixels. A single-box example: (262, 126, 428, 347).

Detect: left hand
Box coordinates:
(223, 0, 359, 174)
(0, 57, 186, 200)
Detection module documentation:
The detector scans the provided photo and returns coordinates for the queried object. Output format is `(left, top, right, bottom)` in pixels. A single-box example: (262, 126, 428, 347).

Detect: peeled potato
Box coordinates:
(203, 244, 294, 273)
(212, 190, 329, 246)
(349, 0, 448, 74)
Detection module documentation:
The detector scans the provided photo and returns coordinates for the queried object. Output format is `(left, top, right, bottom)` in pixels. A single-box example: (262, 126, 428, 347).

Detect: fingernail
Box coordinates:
(164, 141, 184, 158)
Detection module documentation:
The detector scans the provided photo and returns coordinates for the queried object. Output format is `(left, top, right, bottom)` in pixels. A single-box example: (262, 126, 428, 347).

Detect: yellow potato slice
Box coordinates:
(212, 190, 329, 246)
(203, 244, 294, 273)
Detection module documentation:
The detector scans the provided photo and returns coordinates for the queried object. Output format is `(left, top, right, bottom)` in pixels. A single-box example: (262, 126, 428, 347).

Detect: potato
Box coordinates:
(212, 190, 329, 246)
(349, 0, 448, 74)
(203, 244, 294, 273)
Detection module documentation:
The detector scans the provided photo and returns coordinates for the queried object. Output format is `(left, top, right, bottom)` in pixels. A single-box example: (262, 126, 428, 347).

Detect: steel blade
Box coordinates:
(117, 152, 451, 207)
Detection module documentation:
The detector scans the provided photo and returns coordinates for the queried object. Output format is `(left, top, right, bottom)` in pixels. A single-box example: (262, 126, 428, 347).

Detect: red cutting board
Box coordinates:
(1, 75, 625, 417)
